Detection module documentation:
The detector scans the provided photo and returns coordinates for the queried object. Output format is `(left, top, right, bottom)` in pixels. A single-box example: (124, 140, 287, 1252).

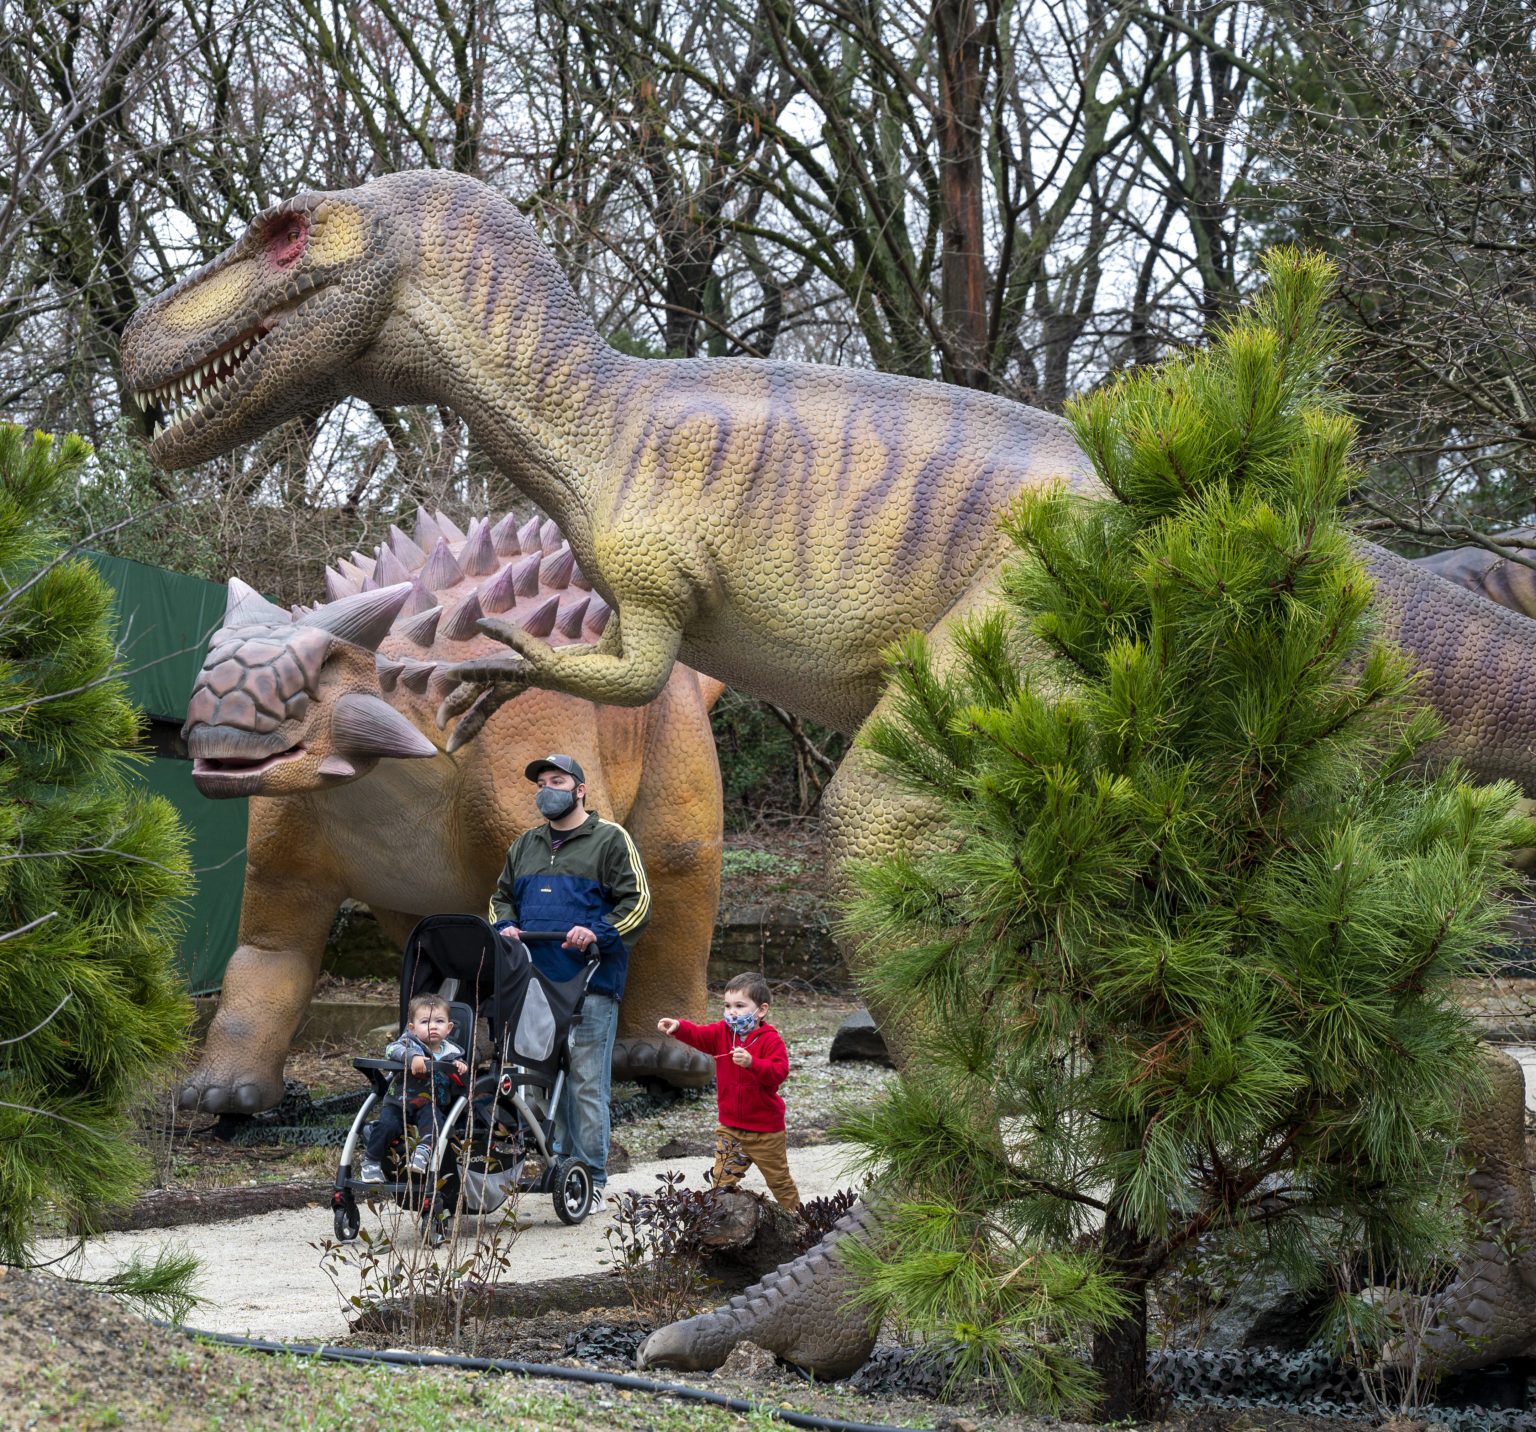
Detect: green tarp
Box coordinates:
(89, 553, 248, 993)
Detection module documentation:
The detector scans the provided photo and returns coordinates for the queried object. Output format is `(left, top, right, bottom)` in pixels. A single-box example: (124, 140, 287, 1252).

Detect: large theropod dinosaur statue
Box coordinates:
(178, 505, 724, 1115)
(123, 171, 1536, 1377)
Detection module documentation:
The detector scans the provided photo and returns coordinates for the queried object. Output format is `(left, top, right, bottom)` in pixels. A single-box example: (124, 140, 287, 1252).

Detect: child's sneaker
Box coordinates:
(356, 1160, 385, 1185)
(409, 1140, 433, 1174)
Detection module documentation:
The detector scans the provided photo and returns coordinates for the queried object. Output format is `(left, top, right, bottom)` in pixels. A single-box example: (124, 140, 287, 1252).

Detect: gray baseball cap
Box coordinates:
(524, 753, 586, 784)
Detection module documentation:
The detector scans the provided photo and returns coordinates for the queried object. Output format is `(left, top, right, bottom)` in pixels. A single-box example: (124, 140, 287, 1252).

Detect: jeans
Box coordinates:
(554, 992, 618, 1188)
(365, 1094, 440, 1163)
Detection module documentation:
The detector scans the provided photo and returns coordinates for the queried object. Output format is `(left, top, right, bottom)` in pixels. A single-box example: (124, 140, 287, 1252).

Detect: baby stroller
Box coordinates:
(331, 912, 599, 1243)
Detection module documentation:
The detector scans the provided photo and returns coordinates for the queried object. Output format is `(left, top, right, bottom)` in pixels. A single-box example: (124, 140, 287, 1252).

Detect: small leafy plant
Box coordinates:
(603, 1170, 728, 1321)
(795, 1187, 860, 1253)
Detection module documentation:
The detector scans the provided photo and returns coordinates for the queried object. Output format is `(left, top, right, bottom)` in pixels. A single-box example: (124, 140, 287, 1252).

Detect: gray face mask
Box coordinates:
(536, 786, 577, 818)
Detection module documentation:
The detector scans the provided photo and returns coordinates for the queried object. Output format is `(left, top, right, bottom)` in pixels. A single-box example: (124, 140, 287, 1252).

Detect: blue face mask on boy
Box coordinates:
(723, 1009, 758, 1036)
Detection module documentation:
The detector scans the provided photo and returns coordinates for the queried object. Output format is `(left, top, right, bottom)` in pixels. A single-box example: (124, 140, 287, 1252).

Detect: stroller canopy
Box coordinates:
(400, 913, 592, 1080)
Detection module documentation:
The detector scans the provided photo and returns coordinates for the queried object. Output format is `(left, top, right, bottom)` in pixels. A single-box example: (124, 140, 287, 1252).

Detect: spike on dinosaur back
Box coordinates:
(517, 516, 541, 553)
(390, 525, 427, 571)
(420, 538, 464, 592)
(413, 506, 445, 552)
(541, 547, 575, 590)
(375, 655, 405, 693)
(374, 544, 414, 588)
(571, 564, 592, 591)
(439, 589, 484, 641)
(539, 518, 562, 553)
(460, 521, 498, 576)
(398, 660, 435, 694)
(586, 596, 612, 635)
(480, 561, 519, 614)
(404, 578, 436, 616)
(490, 513, 522, 557)
(512, 551, 542, 598)
(350, 551, 377, 576)
(337, 558, 367, 584)
(226, 577, 290, 627)
(435, 509, 467, 544)
(520, 594, 559, 638)
(325, 567, 360, 601)
(397, 605, 441, 648)
(556, 597, 590, 639)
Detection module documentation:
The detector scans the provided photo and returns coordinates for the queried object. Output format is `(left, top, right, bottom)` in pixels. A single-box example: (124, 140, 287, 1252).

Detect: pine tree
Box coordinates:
(841, 252, 1529, 1416)
(0, 425, 192, 1267)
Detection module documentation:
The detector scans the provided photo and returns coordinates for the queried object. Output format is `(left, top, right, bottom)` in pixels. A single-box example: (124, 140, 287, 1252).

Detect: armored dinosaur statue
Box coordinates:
(178, 504, 724, 1114)
(123, 171, 1536, 1377)
(1413, 529, 1536, 620)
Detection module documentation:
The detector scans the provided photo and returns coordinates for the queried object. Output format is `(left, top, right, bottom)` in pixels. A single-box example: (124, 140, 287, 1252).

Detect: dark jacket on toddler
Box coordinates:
(384, 1032, 467, 1108)
(669, 1018, 789, 1132)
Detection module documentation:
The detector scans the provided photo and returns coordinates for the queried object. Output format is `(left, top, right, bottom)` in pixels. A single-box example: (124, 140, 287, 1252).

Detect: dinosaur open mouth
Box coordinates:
(192, 744, 306, 777)
(132, 293, 314, 442)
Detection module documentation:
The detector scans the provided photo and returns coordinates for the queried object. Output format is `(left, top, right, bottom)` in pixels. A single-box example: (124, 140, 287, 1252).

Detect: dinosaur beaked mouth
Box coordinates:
(132, 293, 315, 443)
(192, 744, 306, 776)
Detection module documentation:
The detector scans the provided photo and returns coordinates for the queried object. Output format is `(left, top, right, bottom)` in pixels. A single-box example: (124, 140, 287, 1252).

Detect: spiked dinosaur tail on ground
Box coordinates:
(178, 503, 724, 1115)
(124, 170, 1536, 1377)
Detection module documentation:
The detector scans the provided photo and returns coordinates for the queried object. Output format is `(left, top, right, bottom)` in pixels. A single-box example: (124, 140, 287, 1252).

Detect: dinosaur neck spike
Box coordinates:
(420, 537, 465, 592)
(397, 605, 441, 648)
(325, 567, 361, 602)
(511, 551, 543, 598)
(435, 509, 467, 544)
(490, 513, 522, 557)
(517, 516, 541, 554)
(541, 547, 575, 590)
(389, 525, 427, 571)
(520, 593, 560, 639)
(460, 521, 498, 577)
(585, 596, 612, 636)
(332, 691, 438, 760)
(480, 561, 520, 615)
(299, 582, 414, 651)
(374, 544, 414, 588)
(556, 596, 590, 639)
(539, 518, 562, 553)
(440, 588, 484, 641)
(375, 655, 405, 693)
(414, 505, 446, 551)
(226, 576, 290, 627)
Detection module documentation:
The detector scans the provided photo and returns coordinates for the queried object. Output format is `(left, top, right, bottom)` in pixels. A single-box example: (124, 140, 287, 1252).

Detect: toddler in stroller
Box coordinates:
(356, 992, 468, 1184)
(331, 913, 602, 1243)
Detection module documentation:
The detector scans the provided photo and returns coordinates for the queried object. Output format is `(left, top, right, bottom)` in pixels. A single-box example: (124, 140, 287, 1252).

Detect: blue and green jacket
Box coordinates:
(488, 811, 651, 1000)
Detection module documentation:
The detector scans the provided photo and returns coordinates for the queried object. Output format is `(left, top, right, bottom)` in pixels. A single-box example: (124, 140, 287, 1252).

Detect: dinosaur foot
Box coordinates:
(177, 1059, 285, 1115)
(612, 1036, 714, 1090)
(637, 1199, 881, 1379)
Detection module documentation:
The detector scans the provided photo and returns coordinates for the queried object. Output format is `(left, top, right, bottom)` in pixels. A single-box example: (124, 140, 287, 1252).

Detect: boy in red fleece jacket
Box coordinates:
(658, 972, 800, 1211)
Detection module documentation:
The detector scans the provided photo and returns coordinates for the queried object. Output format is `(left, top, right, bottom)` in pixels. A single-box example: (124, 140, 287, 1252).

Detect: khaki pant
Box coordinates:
(712, 1123, 800, 1211)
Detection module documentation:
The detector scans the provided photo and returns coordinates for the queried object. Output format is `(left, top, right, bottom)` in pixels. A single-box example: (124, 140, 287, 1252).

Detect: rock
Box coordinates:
(656, 1137, 715, 1160)
(716, 1340, 779, 1383)
(1200, 1268, 1329, 1350)
(946, 1421, 980, 1432)
(829, 1008, 893, 1066)
(607, 1139, 631, 1174)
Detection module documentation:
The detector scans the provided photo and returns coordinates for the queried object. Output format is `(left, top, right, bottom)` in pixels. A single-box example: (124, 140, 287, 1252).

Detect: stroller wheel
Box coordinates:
(553, 1158, 592, 1224)
(334, 1198, 360, 1243)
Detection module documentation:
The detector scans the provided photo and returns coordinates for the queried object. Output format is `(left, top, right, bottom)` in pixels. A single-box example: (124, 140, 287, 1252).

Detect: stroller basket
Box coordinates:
(330, 913, 598, 1242)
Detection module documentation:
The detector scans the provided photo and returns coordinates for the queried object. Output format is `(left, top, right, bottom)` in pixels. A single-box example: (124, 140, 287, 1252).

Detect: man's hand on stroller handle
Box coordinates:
(496, 921, 598, 953)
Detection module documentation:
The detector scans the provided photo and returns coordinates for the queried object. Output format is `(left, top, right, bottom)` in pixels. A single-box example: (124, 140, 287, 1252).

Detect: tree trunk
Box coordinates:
(934, 0, 990, 389)
(1092, 1208, 1152, 1419)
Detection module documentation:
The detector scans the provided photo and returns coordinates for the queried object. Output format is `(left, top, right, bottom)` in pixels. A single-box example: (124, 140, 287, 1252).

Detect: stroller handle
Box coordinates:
(511, 930, 572, 941)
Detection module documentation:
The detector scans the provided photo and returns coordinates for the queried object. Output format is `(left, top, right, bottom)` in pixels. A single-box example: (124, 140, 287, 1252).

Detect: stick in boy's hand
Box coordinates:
(731, 1046, 753, 1067)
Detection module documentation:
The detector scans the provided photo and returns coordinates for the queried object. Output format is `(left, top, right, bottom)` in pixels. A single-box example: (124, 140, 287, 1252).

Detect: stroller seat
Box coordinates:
(330, 913, 598, 1243)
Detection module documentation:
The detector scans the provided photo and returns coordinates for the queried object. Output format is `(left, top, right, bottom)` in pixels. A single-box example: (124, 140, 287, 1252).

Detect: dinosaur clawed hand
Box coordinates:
(436, 616, 547, 745)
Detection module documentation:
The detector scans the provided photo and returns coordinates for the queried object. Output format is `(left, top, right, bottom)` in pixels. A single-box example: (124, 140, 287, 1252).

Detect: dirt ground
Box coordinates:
(1, 1265, 1392, 1432)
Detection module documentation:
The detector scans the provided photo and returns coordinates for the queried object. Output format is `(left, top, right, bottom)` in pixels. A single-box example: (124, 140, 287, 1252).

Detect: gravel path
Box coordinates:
(39, 1143, 859, 1342)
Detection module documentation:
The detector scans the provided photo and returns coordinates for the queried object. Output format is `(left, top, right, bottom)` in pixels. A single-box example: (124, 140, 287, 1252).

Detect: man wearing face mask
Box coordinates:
(489, 754, 651, 1208)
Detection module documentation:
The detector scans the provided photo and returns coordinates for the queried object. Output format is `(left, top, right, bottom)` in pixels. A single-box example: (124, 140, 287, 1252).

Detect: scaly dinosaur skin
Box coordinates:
(179, 505, 723, 1114)
(125, 172, 1536, 1376)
